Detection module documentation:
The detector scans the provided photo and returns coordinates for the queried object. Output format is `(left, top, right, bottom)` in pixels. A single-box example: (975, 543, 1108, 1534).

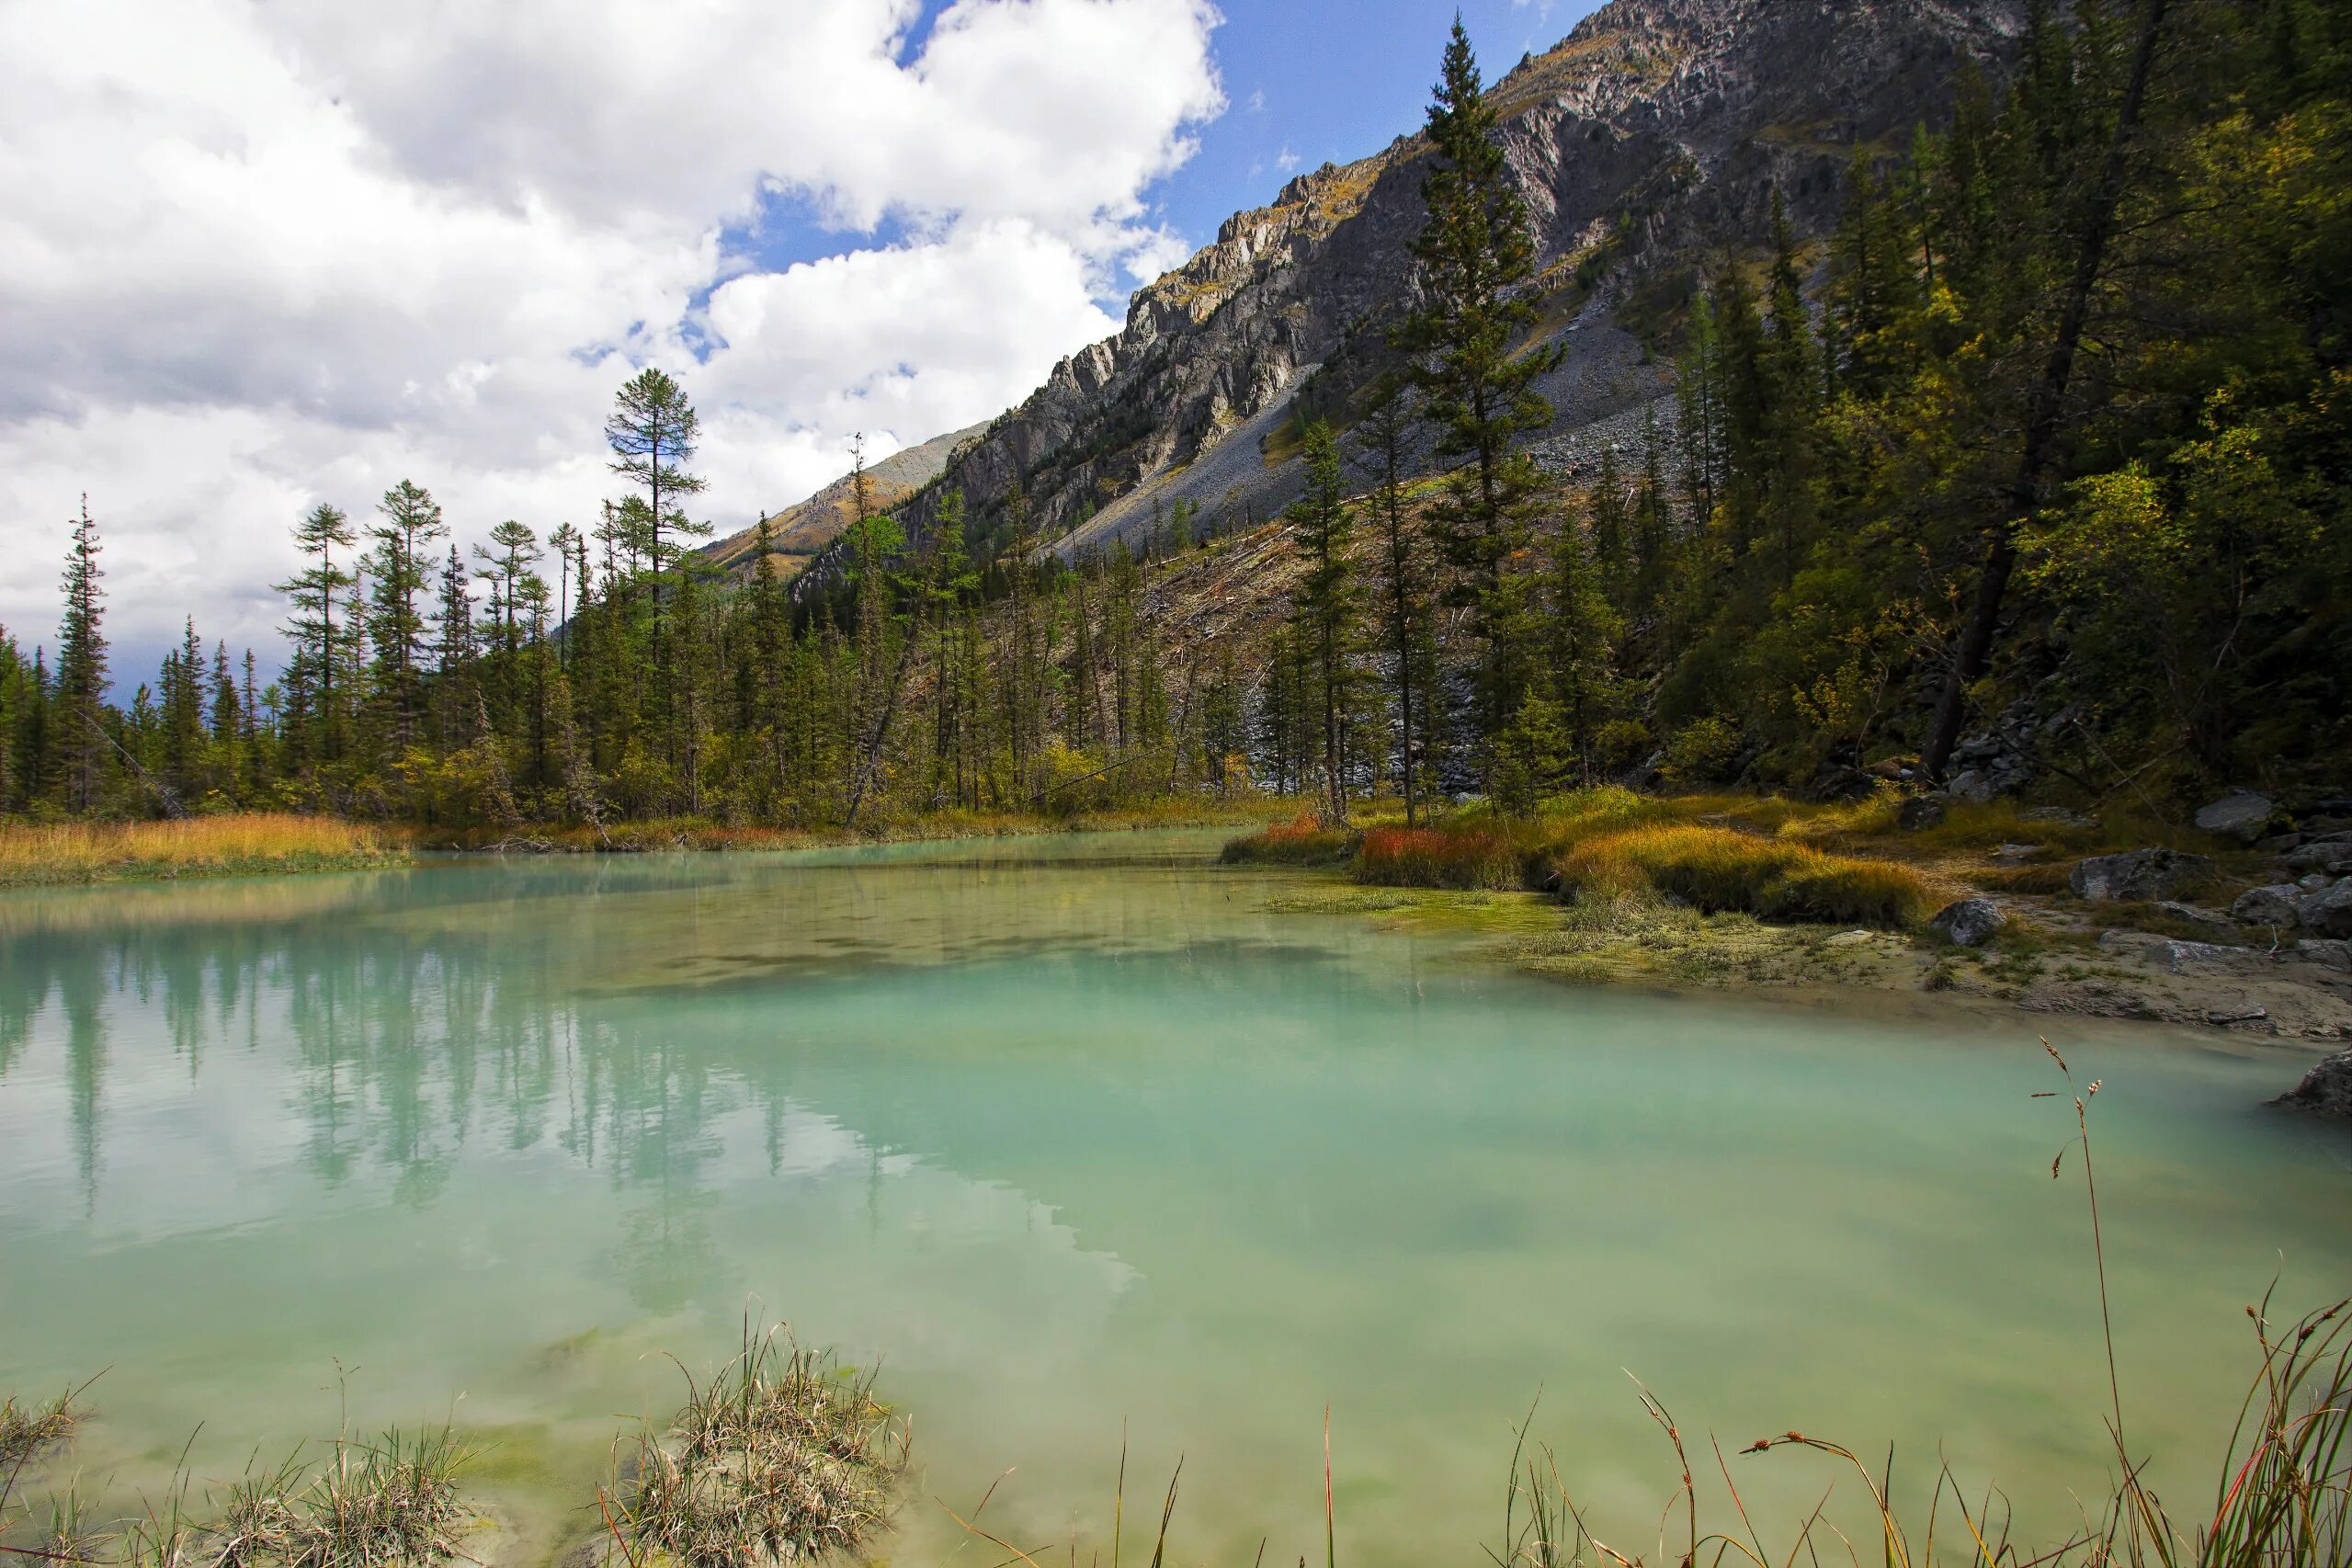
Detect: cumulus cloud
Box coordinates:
(0, 0, 1224, 673)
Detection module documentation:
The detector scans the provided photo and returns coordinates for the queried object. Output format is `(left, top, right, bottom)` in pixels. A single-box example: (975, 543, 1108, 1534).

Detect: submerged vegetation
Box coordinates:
(4, 1059, 2346, 1568)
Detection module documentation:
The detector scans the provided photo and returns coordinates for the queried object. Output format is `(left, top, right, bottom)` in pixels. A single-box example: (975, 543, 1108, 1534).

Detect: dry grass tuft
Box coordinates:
(1354, 825, 1523, 890)
(0, 1390, 83, 1471)
(210, 1426, 472, 1568)
(1554, 824, 1940, 928)
(0, 816, 403, 888)
(608, 1324, 905, 1568)
(1221, 814, 1355, 867)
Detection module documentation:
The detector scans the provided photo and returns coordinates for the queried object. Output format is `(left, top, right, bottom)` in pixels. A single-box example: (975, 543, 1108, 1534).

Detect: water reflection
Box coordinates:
(0, 842, 2346, 1568)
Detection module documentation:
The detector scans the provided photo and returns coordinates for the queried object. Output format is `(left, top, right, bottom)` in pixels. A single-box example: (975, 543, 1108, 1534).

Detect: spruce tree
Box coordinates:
(53, 497, 109, 813)
(1395, 17, 1556, 779)
(1286, 420, 1363, 824)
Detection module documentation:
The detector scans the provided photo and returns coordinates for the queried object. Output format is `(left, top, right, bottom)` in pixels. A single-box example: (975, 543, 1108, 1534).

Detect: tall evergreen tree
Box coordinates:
(1286, 421, 1364, 824)
(1395, 17, 1555, 778)
(53, 497, 109, 813)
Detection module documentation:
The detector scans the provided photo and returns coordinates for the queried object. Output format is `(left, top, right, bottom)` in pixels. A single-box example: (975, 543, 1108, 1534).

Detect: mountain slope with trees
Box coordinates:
(0, 0, 2344, 840)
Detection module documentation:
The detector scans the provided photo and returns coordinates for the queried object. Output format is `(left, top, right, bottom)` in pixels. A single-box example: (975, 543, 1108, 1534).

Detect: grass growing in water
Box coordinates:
(1220, 814, 1355, 867)
(208, 1425, 472, 1568)
(605, 1322, 906, 1568)
(0, 816, 403, 888)
(0, 1386, 85, 1471)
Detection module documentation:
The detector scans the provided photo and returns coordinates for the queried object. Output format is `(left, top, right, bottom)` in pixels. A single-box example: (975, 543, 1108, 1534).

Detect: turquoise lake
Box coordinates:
(2, 830, 2347, 1565)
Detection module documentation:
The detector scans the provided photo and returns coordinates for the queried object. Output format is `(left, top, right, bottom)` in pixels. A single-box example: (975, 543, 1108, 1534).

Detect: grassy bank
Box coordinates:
(0, 815, 407, 889)
(1219, 790, 2352, 1032)
(1229, 790, 1955, 929)
(0, 799, 1304, 891)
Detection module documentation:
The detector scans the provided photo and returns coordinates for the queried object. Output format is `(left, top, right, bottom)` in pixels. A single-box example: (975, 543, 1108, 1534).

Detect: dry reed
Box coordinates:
(0, 816, 402, 888)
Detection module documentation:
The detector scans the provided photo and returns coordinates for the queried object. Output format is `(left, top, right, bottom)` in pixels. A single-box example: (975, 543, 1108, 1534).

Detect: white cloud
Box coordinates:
(0, 0, 1224, 673)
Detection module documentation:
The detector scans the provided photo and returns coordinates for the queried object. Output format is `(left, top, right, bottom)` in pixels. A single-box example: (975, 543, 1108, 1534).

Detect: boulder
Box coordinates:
(2271, 1050, 2352, 1119)
(1942, 768, 2000, 804)
(2194, 790, 2275, 844)
(2298, 878, 2352, 939)
(2233, 884, 2304, 926)
(2154, 901, 2238, 939)
(2071, 848, 2216, 903)
(2295, 939, 2352, 972)
(1896, 796, 1948, 832)
(1990, 843, 2043, 861)
(2282, 836, 2352, 876)
(1930, 899, 2003, 948)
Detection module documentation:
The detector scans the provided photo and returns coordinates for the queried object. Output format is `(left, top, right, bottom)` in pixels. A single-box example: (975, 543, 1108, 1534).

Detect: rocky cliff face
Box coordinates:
(706, 421, 986, 585)
(778, 0, 2031, 582)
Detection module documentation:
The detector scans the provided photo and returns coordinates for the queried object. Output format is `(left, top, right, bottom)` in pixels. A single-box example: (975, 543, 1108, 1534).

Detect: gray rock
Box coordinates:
(2159, 939, 2255, 972)
(2233, 884, 2305, 926)
(2295, 939, 2352, 972)
(2155, 901, 2238, 938)
(1896, 796, 1948, 832)
(2207, 1006, 2269, 1027)
(2256, 833, 2306, 852)
(1990, 843, 2043, 861)
(2271, 1050, 2352, 1119)
(2297, 878, 2352, 938)
(1942, 769, 2000, 804)
(2301, 873, 2335, 891)
(2283, 838, 2352, 876)
(2195, 790, 2275, 843)
(1930, 899, 2003, 948)
(2071, 848, 2217, 903)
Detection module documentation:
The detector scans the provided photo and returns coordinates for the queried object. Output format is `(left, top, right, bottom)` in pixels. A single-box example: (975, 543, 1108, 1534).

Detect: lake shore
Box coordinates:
(0, 801, 1299, 890)
(8, 797, 2346, 1047)
(1227, 791, 2352, 1048)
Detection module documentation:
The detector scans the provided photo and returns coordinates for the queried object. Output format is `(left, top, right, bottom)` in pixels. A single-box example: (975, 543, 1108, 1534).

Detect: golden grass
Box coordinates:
(0, 814, 405, 888)
(1221, 813, 1356, 866)
(1354, 825, 1523, 890)
(1553, 823, 1943, 928)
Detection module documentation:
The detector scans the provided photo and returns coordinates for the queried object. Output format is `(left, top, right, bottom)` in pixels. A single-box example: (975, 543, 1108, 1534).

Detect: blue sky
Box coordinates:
(741, 0, 1607, 285)
(5, 0, 1610, 676)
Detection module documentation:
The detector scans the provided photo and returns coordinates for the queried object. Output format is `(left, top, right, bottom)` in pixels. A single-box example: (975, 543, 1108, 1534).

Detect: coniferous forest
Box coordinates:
(2, 0, 2345, 836)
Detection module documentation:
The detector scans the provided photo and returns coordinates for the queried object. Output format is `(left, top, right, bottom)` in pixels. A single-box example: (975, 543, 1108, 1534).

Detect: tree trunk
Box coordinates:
(1923, 0, 2169, 780)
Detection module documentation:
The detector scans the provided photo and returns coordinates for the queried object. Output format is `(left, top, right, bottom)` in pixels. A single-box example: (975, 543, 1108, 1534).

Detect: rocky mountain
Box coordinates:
(746, 0, 2031, 586)
(706, 421, 987, 584)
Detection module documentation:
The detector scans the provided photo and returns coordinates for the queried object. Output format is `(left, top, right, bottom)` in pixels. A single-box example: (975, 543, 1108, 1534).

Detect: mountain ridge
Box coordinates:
(734, 0, 2031, 591)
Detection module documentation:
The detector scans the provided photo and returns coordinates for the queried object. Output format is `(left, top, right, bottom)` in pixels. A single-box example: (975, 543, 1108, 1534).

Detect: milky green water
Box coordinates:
(2, 830, 2347, 1567)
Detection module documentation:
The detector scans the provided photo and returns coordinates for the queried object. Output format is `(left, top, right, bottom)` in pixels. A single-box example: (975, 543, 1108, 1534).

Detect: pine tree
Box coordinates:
(278, 502, 357, 773)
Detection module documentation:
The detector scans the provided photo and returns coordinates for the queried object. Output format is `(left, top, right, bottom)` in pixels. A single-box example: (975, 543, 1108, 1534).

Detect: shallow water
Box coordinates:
(2, 831, 2347, 1566)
